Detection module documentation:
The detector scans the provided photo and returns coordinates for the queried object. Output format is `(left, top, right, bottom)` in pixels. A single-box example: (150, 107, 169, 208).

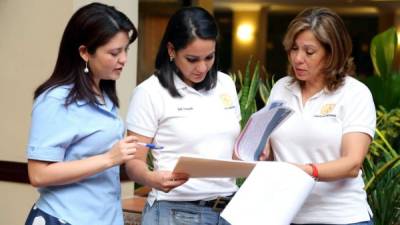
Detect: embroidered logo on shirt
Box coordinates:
(220, 93, 235, 109)
(314, 103, 336, 117)
(320, 103, 335, 115)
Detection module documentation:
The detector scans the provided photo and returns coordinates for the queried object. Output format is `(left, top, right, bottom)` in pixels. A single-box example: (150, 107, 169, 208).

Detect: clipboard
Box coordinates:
(172, 156, 256, 178)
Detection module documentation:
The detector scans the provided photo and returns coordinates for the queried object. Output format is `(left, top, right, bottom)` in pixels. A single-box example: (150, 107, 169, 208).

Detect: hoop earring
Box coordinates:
(84, 61, 89, 74)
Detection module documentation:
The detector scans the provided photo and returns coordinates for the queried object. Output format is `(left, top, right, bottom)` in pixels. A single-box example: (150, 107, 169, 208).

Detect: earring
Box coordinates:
(169, 56, 174, 62)
(84, 61, 89, 74)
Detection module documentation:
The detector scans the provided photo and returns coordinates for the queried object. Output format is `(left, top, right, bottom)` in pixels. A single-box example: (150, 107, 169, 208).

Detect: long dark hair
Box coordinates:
(155, 6, 219, 97)
(34, 2, 137, 107)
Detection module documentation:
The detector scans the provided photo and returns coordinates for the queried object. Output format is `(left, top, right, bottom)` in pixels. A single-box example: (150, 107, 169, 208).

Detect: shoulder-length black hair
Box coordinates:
(34, 2, 137, 107)
(155, 6, 219, 97)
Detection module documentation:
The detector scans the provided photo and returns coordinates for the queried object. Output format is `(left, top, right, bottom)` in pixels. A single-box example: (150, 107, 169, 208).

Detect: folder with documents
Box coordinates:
(172, 105, 293, 177)
(234, 106, 293, 161)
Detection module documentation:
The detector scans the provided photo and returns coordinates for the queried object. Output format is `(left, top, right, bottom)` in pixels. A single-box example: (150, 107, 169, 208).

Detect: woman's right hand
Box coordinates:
(28, 135, 139, 188)
(106, 135, 138, 166)
(147, 170, 189, 193)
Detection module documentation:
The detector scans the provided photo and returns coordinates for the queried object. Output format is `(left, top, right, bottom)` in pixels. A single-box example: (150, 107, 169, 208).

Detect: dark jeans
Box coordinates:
(25, 205, 71, 225)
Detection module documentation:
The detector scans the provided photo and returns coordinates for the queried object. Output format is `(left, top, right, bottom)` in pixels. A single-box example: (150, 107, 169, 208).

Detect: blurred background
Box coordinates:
(136, 0, 400, 83)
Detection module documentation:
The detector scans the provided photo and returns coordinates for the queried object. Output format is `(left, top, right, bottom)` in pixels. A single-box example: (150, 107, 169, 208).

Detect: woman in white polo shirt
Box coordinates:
(125, 6, 240, 225)
(260, 7, 376, 225)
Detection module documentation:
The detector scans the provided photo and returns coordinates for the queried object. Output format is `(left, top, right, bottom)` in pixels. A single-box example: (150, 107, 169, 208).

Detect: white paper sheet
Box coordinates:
(221, 162, 315, 225)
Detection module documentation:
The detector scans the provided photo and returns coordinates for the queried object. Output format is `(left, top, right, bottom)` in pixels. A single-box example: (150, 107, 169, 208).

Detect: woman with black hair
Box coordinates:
(25, 3, 138, 225)
(125, 6, 239, 225)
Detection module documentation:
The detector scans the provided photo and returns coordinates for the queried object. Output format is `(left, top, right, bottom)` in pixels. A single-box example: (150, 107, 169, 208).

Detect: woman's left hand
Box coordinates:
(147, 170, 189, 193)
(259, 140, 273, 161)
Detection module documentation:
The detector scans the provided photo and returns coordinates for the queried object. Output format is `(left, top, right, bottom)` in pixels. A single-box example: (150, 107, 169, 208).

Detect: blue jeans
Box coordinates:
(141, 200, 231, 225)
(291, 220, 373, 225)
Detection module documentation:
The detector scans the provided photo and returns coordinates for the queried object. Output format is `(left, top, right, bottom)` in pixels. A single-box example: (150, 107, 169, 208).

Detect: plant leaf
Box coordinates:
(370, 27, 397, 76)
(245, 61, 260, 109)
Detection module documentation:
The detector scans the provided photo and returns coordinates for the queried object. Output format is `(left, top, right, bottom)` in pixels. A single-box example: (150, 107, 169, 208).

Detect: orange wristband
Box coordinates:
(308, 163, 319, 180)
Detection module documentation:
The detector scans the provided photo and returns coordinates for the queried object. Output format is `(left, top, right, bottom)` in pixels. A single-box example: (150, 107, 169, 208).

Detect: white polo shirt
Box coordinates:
(267, 76, 376, 224)
(126, 72, 240, 204)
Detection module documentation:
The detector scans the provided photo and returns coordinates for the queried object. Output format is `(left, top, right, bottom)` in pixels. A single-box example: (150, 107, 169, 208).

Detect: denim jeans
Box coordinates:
(141, 200, 231, 225)
(291, 220, 373, 225)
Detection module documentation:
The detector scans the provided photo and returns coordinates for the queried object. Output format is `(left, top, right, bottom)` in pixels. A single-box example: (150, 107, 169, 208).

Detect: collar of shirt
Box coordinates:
(284, 78, 329, 101)
(173, 73, 208, 96)
(50, 85, 117, 117)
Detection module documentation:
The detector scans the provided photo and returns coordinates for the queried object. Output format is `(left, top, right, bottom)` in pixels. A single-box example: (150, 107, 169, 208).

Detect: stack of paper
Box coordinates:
(234, 106, 293, 161)
(221, 162, 315, 225)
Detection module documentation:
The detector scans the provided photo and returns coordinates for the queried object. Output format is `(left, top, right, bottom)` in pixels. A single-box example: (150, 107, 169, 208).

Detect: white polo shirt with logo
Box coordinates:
(267, 76, 376, 224)
(126, 72, 241, 205)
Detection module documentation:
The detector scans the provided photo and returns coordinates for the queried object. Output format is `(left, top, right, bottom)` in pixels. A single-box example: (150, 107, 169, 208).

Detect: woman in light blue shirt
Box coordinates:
(25, 3, 138, 225)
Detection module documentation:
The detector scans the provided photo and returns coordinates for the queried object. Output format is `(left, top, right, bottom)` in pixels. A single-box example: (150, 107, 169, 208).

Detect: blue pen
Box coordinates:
(137, 142, 164, 150)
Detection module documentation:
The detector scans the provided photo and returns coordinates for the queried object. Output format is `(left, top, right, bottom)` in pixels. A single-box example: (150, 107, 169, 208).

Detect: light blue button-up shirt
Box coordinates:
(27, 85, 125, 225)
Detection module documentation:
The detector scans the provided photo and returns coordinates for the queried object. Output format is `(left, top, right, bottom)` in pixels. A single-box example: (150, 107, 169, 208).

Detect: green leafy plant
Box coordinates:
(362, 27, 400, 109)
(230, 58, 274, 186)
(230, 58, 274, 128)
(370, 27, 397, 77)
(232, 59, 260, 128)
(363, 107, 400, 225)
(374, 106, 400, 151)
(362, 28, 400, 224)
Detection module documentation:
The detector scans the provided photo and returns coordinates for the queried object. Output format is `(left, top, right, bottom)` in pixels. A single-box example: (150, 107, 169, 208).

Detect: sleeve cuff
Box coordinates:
(27, 146, 65, 162)
(125, 123, 156, 138)
(343, 126, 375, 139)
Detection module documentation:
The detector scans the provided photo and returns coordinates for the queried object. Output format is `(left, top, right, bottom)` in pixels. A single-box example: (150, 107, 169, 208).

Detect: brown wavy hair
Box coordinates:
(283, 7, 355, 91)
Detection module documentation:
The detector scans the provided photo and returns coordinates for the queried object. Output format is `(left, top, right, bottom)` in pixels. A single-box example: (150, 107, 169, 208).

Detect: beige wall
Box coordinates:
(0, 0, 138, 224)
(0, 182, 39, 225)
(0, 0, 73, 162)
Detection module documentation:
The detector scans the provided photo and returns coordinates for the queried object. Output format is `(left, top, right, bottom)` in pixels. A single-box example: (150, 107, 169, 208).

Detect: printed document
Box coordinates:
(221, 162, 315, 225)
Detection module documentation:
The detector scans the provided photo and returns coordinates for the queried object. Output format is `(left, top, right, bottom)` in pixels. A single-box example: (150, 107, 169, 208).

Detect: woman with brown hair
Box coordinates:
(261, 7, 375, 225)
